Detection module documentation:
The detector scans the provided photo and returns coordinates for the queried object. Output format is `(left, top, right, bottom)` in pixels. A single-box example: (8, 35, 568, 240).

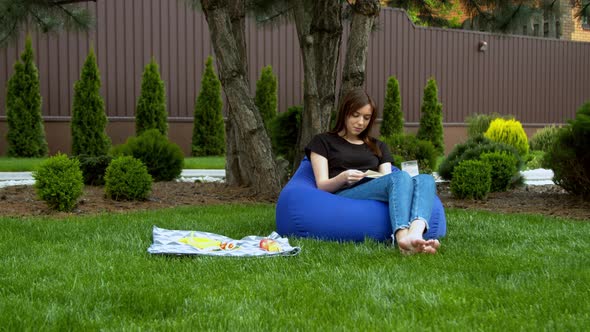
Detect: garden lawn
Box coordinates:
(0, 205, 588, 330)
(0, 156, 225, 171)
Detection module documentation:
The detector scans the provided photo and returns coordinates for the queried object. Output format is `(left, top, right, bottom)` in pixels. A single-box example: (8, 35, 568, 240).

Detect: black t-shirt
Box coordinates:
(305, 132, 394, 180)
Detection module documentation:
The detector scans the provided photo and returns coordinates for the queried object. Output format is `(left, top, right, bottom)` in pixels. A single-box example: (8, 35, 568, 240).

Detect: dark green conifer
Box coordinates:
(5, 36, 48, 157)
(71, 48, 111, 156)
(191, 56, 225, 156)
(380, 76, 403, 138)
(136, 58, 167, 136)
(416, 78, 444, 155)
(254, 65, 278, 133)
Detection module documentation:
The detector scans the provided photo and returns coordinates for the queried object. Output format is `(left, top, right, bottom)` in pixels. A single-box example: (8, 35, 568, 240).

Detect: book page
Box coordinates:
(364, 170, 384, 178)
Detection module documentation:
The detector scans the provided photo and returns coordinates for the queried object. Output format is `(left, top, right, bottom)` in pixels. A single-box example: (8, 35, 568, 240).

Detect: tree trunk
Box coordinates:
(293, 0, 342, 169)
(338, 0, 380, 102)
(202, 0, 282, 195)
(223, 0, 248, 186)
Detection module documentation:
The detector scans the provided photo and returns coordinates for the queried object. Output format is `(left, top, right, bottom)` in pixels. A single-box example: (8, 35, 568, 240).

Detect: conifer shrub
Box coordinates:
(380, 76, 403, 138)
(104, 156, 152, 201)
(438, 136, 522, 181)
(450, 159, 491, 200)
(77, 154, 113, 186)
(33, 153, 84, 212)
(270, 105, 302, 167)
(71, 48, 111, 156)
(465, 113, 513, 139)
(543, 103, 590, 199)
(192, 56, 225, 156)
(529, 124, 561, 152)
(484, 118, 529, 157)
(480, 151, 518, 192)
(382, 134, 437, 174)
(5, 36, 48, 157)
(255, 65, 278, 133)
(136, 58, 167, 136)
(111, 129, 183, 181)
(525, 150, 545, 170)
(416, 78, 444, 156)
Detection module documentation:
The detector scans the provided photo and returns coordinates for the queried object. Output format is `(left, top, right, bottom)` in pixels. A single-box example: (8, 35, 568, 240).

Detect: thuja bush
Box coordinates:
(465, 113, 512, 139)
(480, 151, 518, 192)
(484, 118, 529, 157)
(543, 102, 590, 199)
(382, 134, 437, 174)
(451, 159, 491, 200)
(416, 78, 444, 156)
(136, 57, 167, 136)
(438, 136, 522, 181)
(380, 76, 403, 138)
(71, 48, 111, 156)
(104, 156, 152, 201)
(77, 154, 113, 186)
(112, 129, 183, 181)
(33, 153, 84, 212)
(529, 124, 561, 152)
(5, 36, 48, 157)
(270, 105, 301, 168)
(255, 65, 278, 133)
(192, 56, 225, 156)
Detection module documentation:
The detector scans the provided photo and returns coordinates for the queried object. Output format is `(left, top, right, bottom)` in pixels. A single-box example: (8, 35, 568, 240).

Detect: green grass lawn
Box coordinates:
(0, 156, 225, 171)
(0, 205, 588, 330)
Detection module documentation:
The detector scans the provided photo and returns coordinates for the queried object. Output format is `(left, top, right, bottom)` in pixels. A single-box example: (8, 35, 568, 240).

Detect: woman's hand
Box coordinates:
(339, 169, 365, 186)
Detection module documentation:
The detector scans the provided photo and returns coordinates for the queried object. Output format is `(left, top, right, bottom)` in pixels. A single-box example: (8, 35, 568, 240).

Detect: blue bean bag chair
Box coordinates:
(276, 158, 446, 242)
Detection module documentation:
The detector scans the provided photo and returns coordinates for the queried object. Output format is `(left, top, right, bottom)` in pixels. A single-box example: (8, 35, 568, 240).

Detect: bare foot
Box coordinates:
(395, 220, 439, 255)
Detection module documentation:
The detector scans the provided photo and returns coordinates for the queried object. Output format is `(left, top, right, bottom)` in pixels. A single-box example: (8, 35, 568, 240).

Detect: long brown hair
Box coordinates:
(330, 88, 382, 157)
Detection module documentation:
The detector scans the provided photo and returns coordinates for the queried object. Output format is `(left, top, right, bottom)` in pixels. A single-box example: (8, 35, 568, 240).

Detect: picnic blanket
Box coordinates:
(147, 226, 301, 257)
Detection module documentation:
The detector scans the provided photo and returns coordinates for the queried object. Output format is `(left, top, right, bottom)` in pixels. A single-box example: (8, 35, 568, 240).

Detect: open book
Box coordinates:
(363, 170, 384, 178)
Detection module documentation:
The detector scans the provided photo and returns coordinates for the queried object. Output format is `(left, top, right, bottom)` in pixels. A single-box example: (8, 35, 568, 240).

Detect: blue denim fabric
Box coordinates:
(335, 172, 436, 235)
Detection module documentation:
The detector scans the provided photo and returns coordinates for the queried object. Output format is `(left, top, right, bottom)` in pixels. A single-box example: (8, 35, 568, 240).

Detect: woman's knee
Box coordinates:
(386, 171, 412, 192)
(414, 174, 436, 191)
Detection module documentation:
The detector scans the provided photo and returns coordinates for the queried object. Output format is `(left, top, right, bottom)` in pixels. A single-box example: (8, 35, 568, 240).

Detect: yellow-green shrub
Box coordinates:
(484, 118, 529, 156)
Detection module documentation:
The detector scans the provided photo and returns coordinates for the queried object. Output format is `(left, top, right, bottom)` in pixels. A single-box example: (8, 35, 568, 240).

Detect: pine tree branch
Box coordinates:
(27, 7, 52, 32)
(51, 0, 96, 4)
(498, 3, 523, 32)
(54, 2, 87, 27)
(0, 21, 19, 46)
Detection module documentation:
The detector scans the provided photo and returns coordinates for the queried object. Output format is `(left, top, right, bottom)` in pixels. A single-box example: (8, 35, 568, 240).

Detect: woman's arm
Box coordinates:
(378, 162, 392, 175)
(310, 152, 365, 193)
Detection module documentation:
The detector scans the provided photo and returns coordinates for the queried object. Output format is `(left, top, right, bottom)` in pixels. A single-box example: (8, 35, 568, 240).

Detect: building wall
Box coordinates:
(561, 0, 590, 42)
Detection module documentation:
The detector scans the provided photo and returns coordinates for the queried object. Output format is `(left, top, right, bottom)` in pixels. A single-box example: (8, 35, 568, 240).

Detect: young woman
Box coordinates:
(305, 88, 440, 254)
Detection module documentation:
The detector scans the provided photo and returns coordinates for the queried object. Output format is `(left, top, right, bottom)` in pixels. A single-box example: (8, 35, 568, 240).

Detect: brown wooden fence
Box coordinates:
(1, 1, 589, 155)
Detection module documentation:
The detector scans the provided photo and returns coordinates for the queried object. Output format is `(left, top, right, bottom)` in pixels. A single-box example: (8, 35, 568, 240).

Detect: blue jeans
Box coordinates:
(335, 172, 436, 236)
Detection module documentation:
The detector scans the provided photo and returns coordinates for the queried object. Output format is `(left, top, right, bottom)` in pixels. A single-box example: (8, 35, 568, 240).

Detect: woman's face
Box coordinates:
(345, 104, 373, 138)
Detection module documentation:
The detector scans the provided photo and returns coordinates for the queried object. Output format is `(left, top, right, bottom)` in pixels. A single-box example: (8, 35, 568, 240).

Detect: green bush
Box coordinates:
(192, 56, 225, 156)
(438, 136, 522, 181)
(543, 103, 590, 199)
(71, 48, 111, 156)
(136, 57, 167, 136)
(77, 154, 113, 186)
(33, 153, 84, 212)
(529, 125, 561, 152)
(450, 159, 491, 200)
(5, 36, 48, 157)
(480, 152, 518, 192)
(111, 129, 184, 182)
(484, 118, 529, 157)
(380, 76, 403, 138)
(104, 156, 152, 201)
(416, 78, 444, 156)
(255, 65, 278, 134)
(465, 113, 511, 139)
(270, 105, 301, 167)
(525, 150, 545, 170)
(382, 134, 437, 174)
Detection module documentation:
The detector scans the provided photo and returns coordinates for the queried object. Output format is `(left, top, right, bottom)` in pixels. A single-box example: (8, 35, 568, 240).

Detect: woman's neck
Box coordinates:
(338, 131, 363, 144)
